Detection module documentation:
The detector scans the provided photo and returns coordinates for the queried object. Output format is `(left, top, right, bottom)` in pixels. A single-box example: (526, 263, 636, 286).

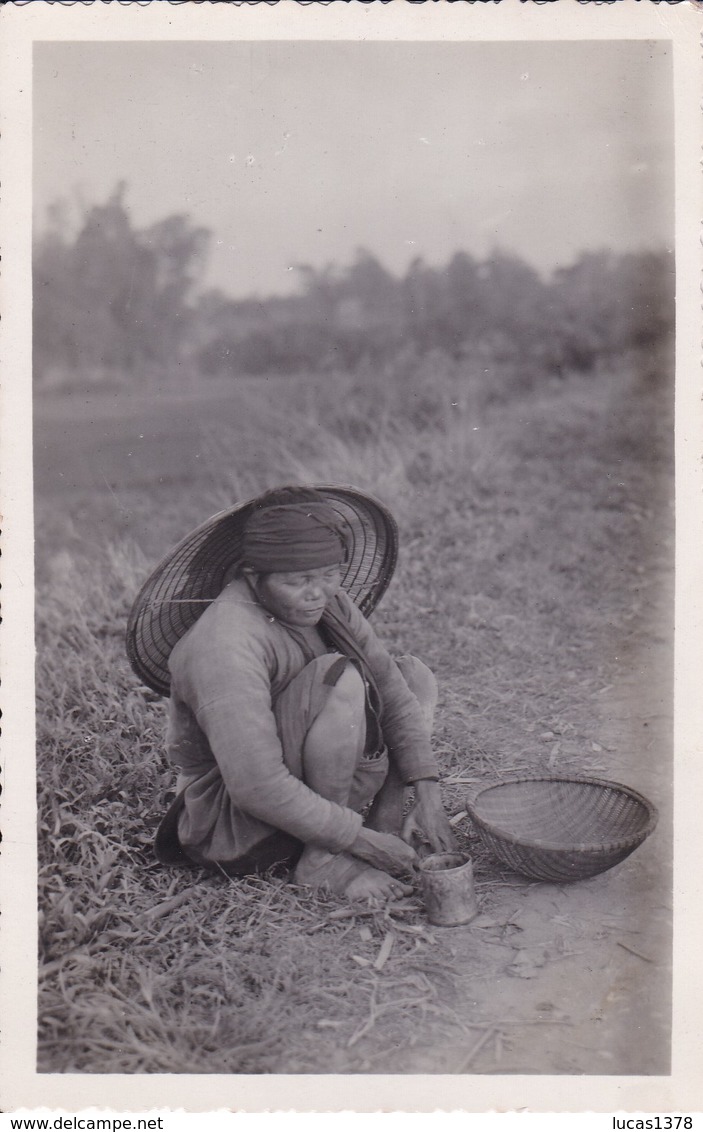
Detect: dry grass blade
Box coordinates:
(347, 989, 432, 1050)
(327, 907, 365, 922)
(145, 890, 193, 921)
(351, 955, 373, 969)
(347, 984, 380, 1048)
(617, 940, 655, 963)
(455, 1027, 498, 1073)
(373, 932, 395, 971)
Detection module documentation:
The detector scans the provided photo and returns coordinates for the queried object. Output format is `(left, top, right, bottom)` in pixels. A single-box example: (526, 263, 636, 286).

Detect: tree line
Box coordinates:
(34, 187, 674, 388)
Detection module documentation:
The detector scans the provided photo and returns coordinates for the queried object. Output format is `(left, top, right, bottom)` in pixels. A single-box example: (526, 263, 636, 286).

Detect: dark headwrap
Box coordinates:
(241, 502, 350, 573)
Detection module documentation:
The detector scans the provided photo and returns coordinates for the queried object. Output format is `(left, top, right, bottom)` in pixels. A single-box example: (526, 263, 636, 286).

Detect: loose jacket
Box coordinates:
(166, 577, 438, 863)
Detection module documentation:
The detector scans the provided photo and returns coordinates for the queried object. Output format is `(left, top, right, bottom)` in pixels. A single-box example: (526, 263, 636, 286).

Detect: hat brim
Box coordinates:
(125, 484, 399, 696)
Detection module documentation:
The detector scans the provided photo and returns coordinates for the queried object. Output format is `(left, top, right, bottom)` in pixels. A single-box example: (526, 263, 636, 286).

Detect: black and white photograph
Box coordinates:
(1, 0, 701, 1116)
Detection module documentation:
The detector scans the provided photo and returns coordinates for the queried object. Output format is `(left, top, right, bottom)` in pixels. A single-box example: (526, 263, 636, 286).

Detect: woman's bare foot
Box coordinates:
(293, 846, 414, 903)
(344, 867, 414, 904)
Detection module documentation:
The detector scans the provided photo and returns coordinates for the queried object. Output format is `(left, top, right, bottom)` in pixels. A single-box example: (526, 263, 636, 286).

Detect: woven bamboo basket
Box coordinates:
(126, 484, 398, 697)
(466, 775, 658, 882)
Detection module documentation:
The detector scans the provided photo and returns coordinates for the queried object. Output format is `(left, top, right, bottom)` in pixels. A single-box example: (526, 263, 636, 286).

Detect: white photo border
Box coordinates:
(1, 0, 701, 1114)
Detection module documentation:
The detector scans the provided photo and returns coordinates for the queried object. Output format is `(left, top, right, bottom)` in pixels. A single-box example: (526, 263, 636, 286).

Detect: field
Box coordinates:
(34, 349, 673, 1075)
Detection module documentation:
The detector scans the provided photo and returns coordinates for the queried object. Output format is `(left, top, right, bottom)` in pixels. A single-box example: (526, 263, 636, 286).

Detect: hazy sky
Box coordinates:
(34, 39, 673, 299)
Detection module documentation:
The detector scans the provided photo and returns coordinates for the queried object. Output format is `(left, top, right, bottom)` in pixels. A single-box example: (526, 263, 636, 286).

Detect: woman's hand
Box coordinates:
(350, 827, 419, 878)
(401, 779, 458, 854)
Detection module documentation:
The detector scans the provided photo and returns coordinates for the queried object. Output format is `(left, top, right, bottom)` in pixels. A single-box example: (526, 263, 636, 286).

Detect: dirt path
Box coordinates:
(391, 382, 674, 1076)
(376, 574, 672, 1076)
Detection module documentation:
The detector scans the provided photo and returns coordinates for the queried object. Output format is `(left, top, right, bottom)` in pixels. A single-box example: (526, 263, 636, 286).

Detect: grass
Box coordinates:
(35, 345, 673, 1073)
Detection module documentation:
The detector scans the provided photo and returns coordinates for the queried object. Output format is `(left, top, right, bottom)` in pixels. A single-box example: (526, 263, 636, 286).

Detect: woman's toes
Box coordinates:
(344, 868, 415, 903)
(394, 881, 414, 897)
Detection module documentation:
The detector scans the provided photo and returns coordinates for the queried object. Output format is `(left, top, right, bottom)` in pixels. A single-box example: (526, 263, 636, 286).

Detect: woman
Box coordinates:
(134, 485, 457, 902)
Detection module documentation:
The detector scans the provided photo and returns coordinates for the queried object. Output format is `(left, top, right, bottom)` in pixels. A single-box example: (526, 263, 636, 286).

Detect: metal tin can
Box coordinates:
(419, 852, 479, 927)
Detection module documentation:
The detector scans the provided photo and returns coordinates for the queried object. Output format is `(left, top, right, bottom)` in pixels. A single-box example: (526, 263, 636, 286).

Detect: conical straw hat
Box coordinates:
(126, 483, 398, 696)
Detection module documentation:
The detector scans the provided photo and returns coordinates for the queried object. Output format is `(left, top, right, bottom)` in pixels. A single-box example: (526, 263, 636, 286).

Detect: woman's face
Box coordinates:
(252, 564, 343, 627)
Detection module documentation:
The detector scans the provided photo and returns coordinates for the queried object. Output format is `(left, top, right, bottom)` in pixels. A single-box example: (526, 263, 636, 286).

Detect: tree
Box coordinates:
(33, 185, 209, 385)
